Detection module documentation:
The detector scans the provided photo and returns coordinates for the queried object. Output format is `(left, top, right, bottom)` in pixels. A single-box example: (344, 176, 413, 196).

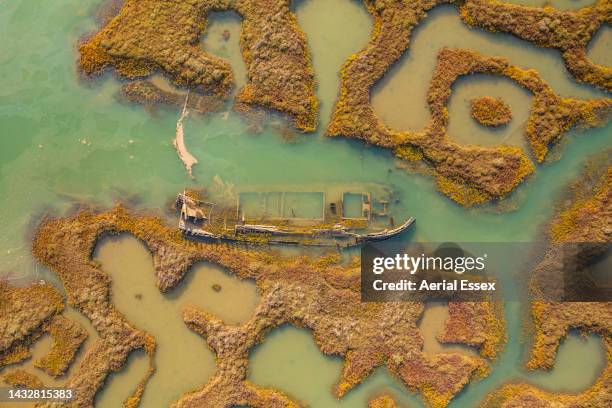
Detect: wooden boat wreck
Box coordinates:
(175, 185, 414, 247)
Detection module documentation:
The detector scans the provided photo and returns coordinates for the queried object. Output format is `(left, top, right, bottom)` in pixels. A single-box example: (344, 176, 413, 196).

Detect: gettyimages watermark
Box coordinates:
(361, 242, 612, 302)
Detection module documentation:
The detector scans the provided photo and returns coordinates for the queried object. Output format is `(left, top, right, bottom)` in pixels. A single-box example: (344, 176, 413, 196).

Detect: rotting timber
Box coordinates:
(175, 186, 415, 247)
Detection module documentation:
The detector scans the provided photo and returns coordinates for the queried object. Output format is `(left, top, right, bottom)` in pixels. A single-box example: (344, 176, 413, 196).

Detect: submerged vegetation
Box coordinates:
(121, 80, 224, 115)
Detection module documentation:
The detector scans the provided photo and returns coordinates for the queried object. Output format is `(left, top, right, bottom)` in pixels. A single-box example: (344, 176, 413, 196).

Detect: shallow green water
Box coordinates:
(1, 0, 610, 276)
(0, 0, 610, 406)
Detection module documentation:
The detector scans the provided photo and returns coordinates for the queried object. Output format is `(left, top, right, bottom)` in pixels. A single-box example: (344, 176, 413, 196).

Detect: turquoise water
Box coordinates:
(343, 192, 366, 219)
(0, 0, 610, 406)
(0, 1, 612, 275)
(1, 0, 610, 278)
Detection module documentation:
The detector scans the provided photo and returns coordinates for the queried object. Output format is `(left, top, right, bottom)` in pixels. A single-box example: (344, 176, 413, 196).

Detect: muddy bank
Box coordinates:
(173, 96, 199, 179)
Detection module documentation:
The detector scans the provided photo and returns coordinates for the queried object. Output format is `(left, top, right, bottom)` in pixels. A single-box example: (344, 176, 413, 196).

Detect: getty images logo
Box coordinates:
(372, 252, 487, 275)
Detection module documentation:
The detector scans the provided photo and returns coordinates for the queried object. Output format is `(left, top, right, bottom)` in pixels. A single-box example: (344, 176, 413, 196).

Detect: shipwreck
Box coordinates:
(176, 186, 414, 247)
